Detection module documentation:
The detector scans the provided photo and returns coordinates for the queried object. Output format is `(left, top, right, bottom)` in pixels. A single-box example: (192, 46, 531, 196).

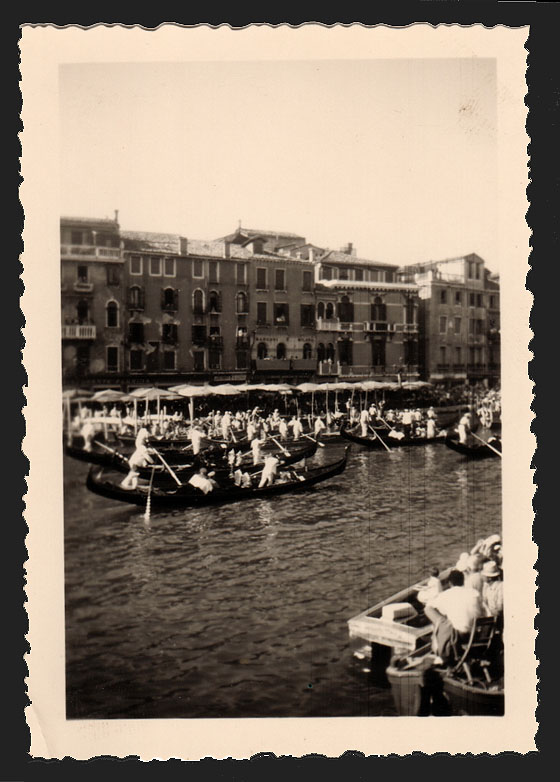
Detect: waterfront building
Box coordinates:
(397, 253, 500, 386)
(60, 215, 123, 385)
(309, 245, 421, 382)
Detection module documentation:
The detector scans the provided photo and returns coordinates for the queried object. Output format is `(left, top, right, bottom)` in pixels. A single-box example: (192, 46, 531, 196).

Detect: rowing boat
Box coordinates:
(85, 446, 350, 509)
(444, 435, 501, 459)
(340, 423, 444, 450)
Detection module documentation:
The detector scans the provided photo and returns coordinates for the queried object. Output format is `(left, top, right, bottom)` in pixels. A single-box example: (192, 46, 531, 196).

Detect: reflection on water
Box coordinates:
(64, 442, 502, 718)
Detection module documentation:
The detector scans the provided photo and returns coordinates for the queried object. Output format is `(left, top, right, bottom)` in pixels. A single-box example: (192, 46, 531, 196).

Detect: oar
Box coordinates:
(92, 439, 129, 463)
(303, 433, 325, 448)
(376, 414, 393, 431)
(269, 435, 291, 457)
(471, 431, 502, 457)
(151, 447, 183, 485)
(368, 424, 391, 452)
(143, 466, 156, 521)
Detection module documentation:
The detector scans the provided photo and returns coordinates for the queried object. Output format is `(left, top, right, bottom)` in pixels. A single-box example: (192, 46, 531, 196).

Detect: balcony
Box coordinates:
(73, 281, 94, 293)
(291, 359, 317, 371)
(61, 244, 121, 260)
(363, 321, 395, 333)
(61, 324, 96, 340)
(254, 358, 290, 372)
(318, 360, 339, 376)
(317, 319, 359, 332)
(400, 323, 419, 333)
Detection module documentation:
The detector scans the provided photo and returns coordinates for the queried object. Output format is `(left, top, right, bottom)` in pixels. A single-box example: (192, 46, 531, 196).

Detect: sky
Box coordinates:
(59, 58, 498, 270)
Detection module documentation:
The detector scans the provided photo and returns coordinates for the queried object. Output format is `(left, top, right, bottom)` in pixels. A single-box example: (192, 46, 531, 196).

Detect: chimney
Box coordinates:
(180, 236, 188, 255)
(114, 209, 119, 224)
(223, 240, 231, 258)
(309, 247, 315, 263)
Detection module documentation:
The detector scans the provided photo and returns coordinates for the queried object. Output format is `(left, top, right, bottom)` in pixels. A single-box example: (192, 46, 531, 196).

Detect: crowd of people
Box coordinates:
(419, 533, 504, 665)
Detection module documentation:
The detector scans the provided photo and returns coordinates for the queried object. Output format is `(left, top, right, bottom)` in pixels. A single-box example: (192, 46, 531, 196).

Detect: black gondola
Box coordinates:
(85, 446, 350, 509)
(340, 423, 444, 450)
(66, 440, 319, 484)
(444, 435, 501, 459)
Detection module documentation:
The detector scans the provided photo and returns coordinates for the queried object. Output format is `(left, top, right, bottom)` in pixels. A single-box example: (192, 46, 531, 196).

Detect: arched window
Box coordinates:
(106, 300, 119, 328)
(317, 301, 325, 319)
(128, 285, 145, 310)
(162, 287, 178, 311)
(276, 342, 286, 359)
(303, 343, 312, 359)
(257, 342, 268, 359)
(208, 289, 221, 313)
(192, 288, 204, 314)
(325, 302, 334, 320)
(326, 342, 335, 361)
(317, 343, 326, 362)
(371, 296, 387, 321)
(76, 299, 89, 324)
(236, 291, 248, 314)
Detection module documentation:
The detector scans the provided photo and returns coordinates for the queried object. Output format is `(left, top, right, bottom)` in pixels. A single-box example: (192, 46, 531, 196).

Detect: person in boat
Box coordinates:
(278, 418, 289, 442)
(457, 412, 472, 444)
(188, 467, 218, 494)
(359, 407, 370, 438)
(426, 414, 437, 439)
(481, 560, 504, 617)
(291, 417, 304, 441)
(401, 409, 413, 438)
(81, 421, 96, 452)
(221, 411, 232, 441)
(424, 569, 484, 664)
(251, 435, 264, 465)
(233, 468, 252, 488)
(120, 444, 155, 489)
(135, 426, 150, 450)
(314, 416, 326, 438)
(417, 567, 442, 605)
(189, 425, 206, 456)
(258, 454, 280, 488)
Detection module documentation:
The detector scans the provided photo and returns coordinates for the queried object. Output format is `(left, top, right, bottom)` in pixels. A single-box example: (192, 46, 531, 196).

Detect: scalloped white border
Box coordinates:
(21, 23, 534, 758)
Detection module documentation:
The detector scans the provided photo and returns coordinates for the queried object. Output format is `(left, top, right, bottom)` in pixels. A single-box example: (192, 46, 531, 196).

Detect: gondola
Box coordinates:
(340, 422, 444, 450)
(444, 435, 501, 459)
(85, 446, 350, 509)
(68, 439, 319, 485)
(64, 442, 130, 469)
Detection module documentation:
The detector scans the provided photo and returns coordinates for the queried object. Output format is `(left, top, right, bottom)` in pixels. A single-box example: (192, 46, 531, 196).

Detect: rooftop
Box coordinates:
(61, 216, 119, 230)
(320, 250, 398, 269)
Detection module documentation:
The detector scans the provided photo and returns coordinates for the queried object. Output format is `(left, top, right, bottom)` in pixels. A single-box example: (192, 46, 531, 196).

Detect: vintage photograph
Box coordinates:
(59, 55, 504, 720)
(22, 24, 534, 757)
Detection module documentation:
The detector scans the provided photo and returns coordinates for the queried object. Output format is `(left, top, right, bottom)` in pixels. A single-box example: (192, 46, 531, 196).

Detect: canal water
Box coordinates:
(64, 441, 501, 719)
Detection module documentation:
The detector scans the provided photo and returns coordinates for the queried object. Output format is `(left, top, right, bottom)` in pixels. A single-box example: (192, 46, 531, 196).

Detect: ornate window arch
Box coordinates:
(317, 342, 326, 362)
(302, 342, 313, 359)
(257, 342, 268, 359)
(317, 301, 325, 319)
(276, 342, 286, 359)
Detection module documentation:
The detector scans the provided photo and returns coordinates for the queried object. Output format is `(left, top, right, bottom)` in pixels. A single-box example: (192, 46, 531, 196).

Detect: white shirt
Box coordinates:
(188, 473, 214, 494)
(428, 586, 483, 634)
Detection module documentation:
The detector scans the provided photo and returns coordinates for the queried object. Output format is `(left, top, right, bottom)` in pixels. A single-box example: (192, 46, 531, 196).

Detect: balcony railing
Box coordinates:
(254, 358, 290, 371)
(61, 244, 121, 260)
(317, 318, 360, 332)
(291, 359, 317, 371)
(73, 281, 94, 293)
(61, 324, 96, 340)
(318, 360, 339, 376)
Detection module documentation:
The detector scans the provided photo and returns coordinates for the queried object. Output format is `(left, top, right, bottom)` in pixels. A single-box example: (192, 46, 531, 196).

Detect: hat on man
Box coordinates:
(481, 560, 501, 578)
